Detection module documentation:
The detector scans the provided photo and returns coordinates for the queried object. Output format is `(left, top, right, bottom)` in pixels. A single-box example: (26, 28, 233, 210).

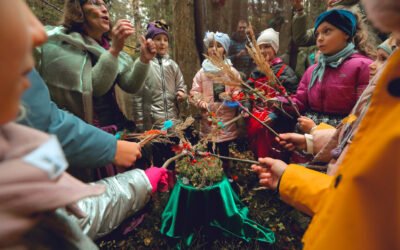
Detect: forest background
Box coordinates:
(27, 0, 326, 91)
(27, 1, 328, 249)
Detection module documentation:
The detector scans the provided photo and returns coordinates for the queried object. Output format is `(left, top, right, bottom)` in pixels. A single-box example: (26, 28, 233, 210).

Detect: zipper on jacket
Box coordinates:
(158, 56, 169, 121)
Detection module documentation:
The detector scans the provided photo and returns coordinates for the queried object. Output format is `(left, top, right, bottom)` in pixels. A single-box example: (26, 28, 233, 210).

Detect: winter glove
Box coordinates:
(144, 167, 169, 193)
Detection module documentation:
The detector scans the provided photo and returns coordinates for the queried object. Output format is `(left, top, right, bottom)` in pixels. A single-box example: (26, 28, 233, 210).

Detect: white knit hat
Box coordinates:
(256, 28, 280, 53)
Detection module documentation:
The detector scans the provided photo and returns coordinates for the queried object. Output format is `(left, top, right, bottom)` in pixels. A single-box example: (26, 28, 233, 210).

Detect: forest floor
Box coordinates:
(97, 143, 309, 250)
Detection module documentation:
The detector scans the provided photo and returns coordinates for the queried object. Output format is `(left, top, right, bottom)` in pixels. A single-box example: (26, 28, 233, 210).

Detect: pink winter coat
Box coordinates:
(293, 53, 372, 115)
(191, 68, 240, 142)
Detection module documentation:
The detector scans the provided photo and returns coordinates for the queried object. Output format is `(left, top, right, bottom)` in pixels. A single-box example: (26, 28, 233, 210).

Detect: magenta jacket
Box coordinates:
(292, 53, 372, 115)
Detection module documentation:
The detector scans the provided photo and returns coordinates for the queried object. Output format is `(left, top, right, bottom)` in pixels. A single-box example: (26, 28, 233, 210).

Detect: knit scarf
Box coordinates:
(309, 43, 356, 90)
(202, 58, 232, 73)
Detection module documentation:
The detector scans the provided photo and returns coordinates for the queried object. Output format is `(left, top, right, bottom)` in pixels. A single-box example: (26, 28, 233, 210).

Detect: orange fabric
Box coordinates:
(279, 49, 400, 250)
(280, 165, 332, 216)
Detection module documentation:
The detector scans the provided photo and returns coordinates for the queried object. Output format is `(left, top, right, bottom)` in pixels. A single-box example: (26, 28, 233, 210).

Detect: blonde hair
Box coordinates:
(352, 12, 377, 59)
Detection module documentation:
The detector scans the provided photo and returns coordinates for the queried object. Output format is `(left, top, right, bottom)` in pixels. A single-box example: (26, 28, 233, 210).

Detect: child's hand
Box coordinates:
(113, 141, 142, 167)
(297, 116, 316, 133)
(240, 110, 249, 118)
(144, 167, 169, 193)
(275, 133, 306, 151)
(199, 101, 208, 110)
(176, 91, 187, 102)
(251, 157, 287, 190)
(139, 36, 156, 64)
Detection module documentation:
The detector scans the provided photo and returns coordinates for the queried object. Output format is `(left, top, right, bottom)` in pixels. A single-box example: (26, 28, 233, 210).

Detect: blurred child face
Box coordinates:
(259, 43, 276, 62)
(207, 41, 225, 60)
(153, 34, 169, 56)
(0, 1, 47, 124)
(369, 48, 390, 79)
(361, 0, 400, 38)
(315, 22, 349, 56)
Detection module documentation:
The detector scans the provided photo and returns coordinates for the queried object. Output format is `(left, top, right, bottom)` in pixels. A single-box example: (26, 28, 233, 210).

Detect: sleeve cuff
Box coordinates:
(304, 133, 314, 154)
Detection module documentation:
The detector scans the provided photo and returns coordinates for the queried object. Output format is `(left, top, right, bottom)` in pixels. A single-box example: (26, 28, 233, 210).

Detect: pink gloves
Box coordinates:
(144, 167, 169, 193)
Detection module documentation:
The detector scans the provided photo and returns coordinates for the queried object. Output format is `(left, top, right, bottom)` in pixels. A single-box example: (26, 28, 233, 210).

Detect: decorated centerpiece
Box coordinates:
(160, 141, 275, 247)
(175, 151, 224, 188)
(158, 29, 279, 247)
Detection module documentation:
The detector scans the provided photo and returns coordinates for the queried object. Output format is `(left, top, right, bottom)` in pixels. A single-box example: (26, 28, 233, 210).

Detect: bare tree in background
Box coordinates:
(172, 0, 200, 90)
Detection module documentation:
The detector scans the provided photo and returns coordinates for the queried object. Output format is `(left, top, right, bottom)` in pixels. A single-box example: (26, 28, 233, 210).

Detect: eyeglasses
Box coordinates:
(154, 20, 169, 32)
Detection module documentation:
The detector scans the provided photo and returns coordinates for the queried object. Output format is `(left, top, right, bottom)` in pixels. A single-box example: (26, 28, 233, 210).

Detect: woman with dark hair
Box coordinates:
(35, 0, 156, 180)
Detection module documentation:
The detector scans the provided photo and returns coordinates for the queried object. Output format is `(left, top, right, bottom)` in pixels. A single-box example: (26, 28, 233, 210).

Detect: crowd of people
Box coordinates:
(0, 0, 398, 249)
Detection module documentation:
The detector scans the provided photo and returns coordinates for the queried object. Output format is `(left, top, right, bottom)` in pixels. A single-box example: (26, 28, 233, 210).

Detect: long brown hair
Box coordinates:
(60, 0, 86, 33)
(60, 0, 112, 36)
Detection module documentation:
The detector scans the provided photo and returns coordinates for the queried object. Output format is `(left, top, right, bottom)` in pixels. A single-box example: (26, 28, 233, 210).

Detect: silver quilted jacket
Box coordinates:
(117, 55, 186, 131)
(70, 169, 152, 239)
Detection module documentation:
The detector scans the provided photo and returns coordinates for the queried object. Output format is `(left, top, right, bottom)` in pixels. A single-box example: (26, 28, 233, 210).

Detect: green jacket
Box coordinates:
(35, 26, 149, 124)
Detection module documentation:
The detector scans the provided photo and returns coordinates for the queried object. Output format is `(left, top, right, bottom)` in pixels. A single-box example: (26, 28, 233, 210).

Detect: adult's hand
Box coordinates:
(113, 141, 142, 167)
(237, 49, 247, 57)
(276, 133, 306, 151)
(139, 36, 156, 64)
(110, 19, 135, 57)
(251, 157, 287, 190)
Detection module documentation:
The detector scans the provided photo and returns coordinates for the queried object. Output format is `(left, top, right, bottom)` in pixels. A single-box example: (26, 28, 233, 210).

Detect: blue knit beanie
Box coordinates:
(377, 38, 396, 56)
(314, 9, 357, 38)
(203, 31, 230, 53)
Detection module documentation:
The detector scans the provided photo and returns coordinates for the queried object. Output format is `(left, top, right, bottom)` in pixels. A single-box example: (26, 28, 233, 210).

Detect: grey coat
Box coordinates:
(118, 55, 186, 131)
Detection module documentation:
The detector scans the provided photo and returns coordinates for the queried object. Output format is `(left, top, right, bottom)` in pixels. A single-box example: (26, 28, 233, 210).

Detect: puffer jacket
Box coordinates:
(292, 53, 372, 115)
(118, 55, 186, 131)
(35, 26, 149, 124)
(72, 169, 152, 239)
(270, 57, 299, 94)
(278, 48, 400, 250)
(246, 57, 298, 157)
(190, 64, 241, 143)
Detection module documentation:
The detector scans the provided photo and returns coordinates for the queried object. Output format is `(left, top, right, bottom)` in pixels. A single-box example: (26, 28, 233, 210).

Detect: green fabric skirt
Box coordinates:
(160, 176, 275, 246)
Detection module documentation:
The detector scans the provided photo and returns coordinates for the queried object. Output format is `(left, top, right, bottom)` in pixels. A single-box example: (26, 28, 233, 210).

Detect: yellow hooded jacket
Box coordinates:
(279, 49, 400, 250)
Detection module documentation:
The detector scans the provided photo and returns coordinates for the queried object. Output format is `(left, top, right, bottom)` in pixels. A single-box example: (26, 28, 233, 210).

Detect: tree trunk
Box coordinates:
(230, 0, 248, 33)
(172, 0, 200, 90)
(132, 0, 141, 44)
